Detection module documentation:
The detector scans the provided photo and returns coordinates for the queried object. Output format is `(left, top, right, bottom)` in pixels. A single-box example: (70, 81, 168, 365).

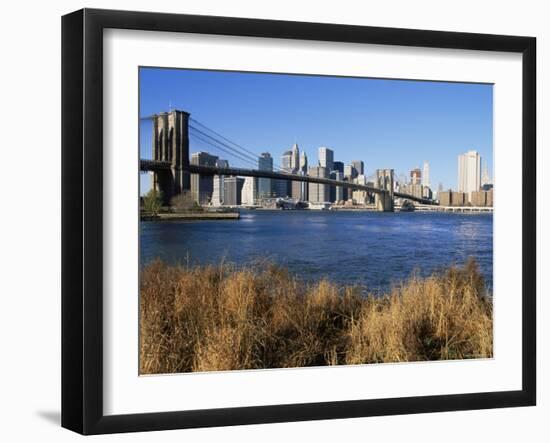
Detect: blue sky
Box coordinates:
(139, 67, 493, 191)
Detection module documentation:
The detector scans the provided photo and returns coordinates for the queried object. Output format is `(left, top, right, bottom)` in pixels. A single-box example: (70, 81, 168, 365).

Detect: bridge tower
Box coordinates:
(375, 169, 394, 212)
(152, 110, 190, 204)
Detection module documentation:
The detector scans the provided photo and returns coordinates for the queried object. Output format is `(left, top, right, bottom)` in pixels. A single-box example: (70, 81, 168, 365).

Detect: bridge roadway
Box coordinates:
(140, 160, 436, 205)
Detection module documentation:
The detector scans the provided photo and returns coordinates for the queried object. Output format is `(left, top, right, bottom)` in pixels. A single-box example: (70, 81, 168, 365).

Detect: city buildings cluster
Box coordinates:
(190, 145, 376, 208)
(185, 146, 493, 208)
(438, 150, 494, 207)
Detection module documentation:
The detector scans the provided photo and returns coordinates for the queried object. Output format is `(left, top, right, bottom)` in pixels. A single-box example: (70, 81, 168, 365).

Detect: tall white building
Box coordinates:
(422, 161, 430, 188)
(210, 159, 229, 206)
(241, 176, 257, 206)
(458, 150, 482, 197)
(318, 147, 334, 172)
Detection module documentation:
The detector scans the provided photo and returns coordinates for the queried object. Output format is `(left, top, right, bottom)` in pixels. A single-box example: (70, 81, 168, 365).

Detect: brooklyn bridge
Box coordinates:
(139, 109, 437, 212)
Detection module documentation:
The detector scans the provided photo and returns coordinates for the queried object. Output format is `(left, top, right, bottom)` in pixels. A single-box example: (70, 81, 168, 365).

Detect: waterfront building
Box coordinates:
(471, 190, 487, 207)
(333, 161, 344, 174)
(458, 150, 482, 199)
(410, 167, 422, 185)
(308, 166, 329, 203)
(318, 147, 334, 172)
(258, 152, 273, 199)
(351, 189, 369, 205)
(471, 189, 494, 207)
(223, 176, 245, 206)
(422, 161, 430, 188)
(451, 191, 467, 206)
(241, 176, 257, 206)
(351, 160, 364, 176)
(211, 176, 224, 206)
(439, 190, 452, 206)
(191, 151, 218, 205)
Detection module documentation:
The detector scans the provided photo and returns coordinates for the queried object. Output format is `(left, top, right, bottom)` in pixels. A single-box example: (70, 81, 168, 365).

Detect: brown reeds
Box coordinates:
(139, 258, 492, 374)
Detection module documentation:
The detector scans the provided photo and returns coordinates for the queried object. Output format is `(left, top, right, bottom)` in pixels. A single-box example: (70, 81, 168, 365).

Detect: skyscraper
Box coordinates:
(458, 150, 482, 197)
(344, 164, 357, 179)
(274, 150, 293, 197)
(241, 176, 257, 206)
(308, 166, 329, 203)
(223, 176, 245, 206)
(299, 151, 308, 173)
(318, 147, 334, 172)
(281, 150, 293, 171)
(351, 160, 364, 176)
(333, 161, 344, 174)
(258, 152, 273, 199)
(190, 151, 219, 204)
(410, 167, 422, 185)
(422, 161, 430, 188)
(290, 143, 300, 171)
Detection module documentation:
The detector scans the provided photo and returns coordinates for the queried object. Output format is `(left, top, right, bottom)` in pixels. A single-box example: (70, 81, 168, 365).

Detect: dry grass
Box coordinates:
(139, 258, 492, 374)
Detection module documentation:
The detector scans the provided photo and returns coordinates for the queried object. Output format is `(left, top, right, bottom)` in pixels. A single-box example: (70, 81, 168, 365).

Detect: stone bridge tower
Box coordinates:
(375, 169, 394, 212)
(152, 110, 190, 203)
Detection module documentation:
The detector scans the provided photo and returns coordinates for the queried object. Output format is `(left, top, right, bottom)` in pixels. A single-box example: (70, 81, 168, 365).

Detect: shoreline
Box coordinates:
(141, 212, 240, 221)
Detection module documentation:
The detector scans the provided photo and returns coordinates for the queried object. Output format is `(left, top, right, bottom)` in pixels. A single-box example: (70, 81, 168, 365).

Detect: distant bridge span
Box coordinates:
(140, 159, 436, 205)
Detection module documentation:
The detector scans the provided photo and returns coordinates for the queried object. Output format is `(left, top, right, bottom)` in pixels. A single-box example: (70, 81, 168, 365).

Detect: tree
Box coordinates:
(143, 188, 163, 215)
(170, 191, 202, 212)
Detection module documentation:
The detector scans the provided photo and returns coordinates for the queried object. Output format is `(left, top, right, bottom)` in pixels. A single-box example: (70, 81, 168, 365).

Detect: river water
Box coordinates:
(140, 210, 493, 293)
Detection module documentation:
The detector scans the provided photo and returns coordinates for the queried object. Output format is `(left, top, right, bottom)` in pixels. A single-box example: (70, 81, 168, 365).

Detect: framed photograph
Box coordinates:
(61, 8, 536, 435)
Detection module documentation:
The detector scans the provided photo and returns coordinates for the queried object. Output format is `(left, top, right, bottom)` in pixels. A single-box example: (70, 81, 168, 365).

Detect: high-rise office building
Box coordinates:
(223, 176, 245, 206)
(344, 164, 357, 179)
(308, 166, 329, 203)
(241, 176, 257, 206)
(351, 160, 364, 176)
(458, 150, 482, 197)
(290, 143, 300, 171)
(318, 147, 334, 172)
(190, 151, 218, 204)
(274, 150, 293, 197)
(422, 161, 430, 188)
(410, 167, 422, 185)
(333, 161, 344, 174)
(258, 152, 273, 199)
(281, 150, 293, 171)
(299, 151, 308, 173)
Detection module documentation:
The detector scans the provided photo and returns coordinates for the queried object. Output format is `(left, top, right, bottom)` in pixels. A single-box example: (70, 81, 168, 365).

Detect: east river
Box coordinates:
(140, 210, 493, 293)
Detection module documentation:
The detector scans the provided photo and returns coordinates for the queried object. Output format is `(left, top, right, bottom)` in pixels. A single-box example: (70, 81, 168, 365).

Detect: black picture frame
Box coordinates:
(61, 8, 536, 435)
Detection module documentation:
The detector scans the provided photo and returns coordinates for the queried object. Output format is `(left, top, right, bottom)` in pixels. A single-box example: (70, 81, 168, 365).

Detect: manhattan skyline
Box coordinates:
(139, 67, 493, 191)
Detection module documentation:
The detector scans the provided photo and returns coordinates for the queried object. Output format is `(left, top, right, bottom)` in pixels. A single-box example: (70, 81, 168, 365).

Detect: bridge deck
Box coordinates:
(139, 160, 436, 205)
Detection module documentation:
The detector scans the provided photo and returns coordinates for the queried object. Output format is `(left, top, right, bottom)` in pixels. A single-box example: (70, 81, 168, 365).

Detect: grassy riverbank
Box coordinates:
(140, 258, 492, 374)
